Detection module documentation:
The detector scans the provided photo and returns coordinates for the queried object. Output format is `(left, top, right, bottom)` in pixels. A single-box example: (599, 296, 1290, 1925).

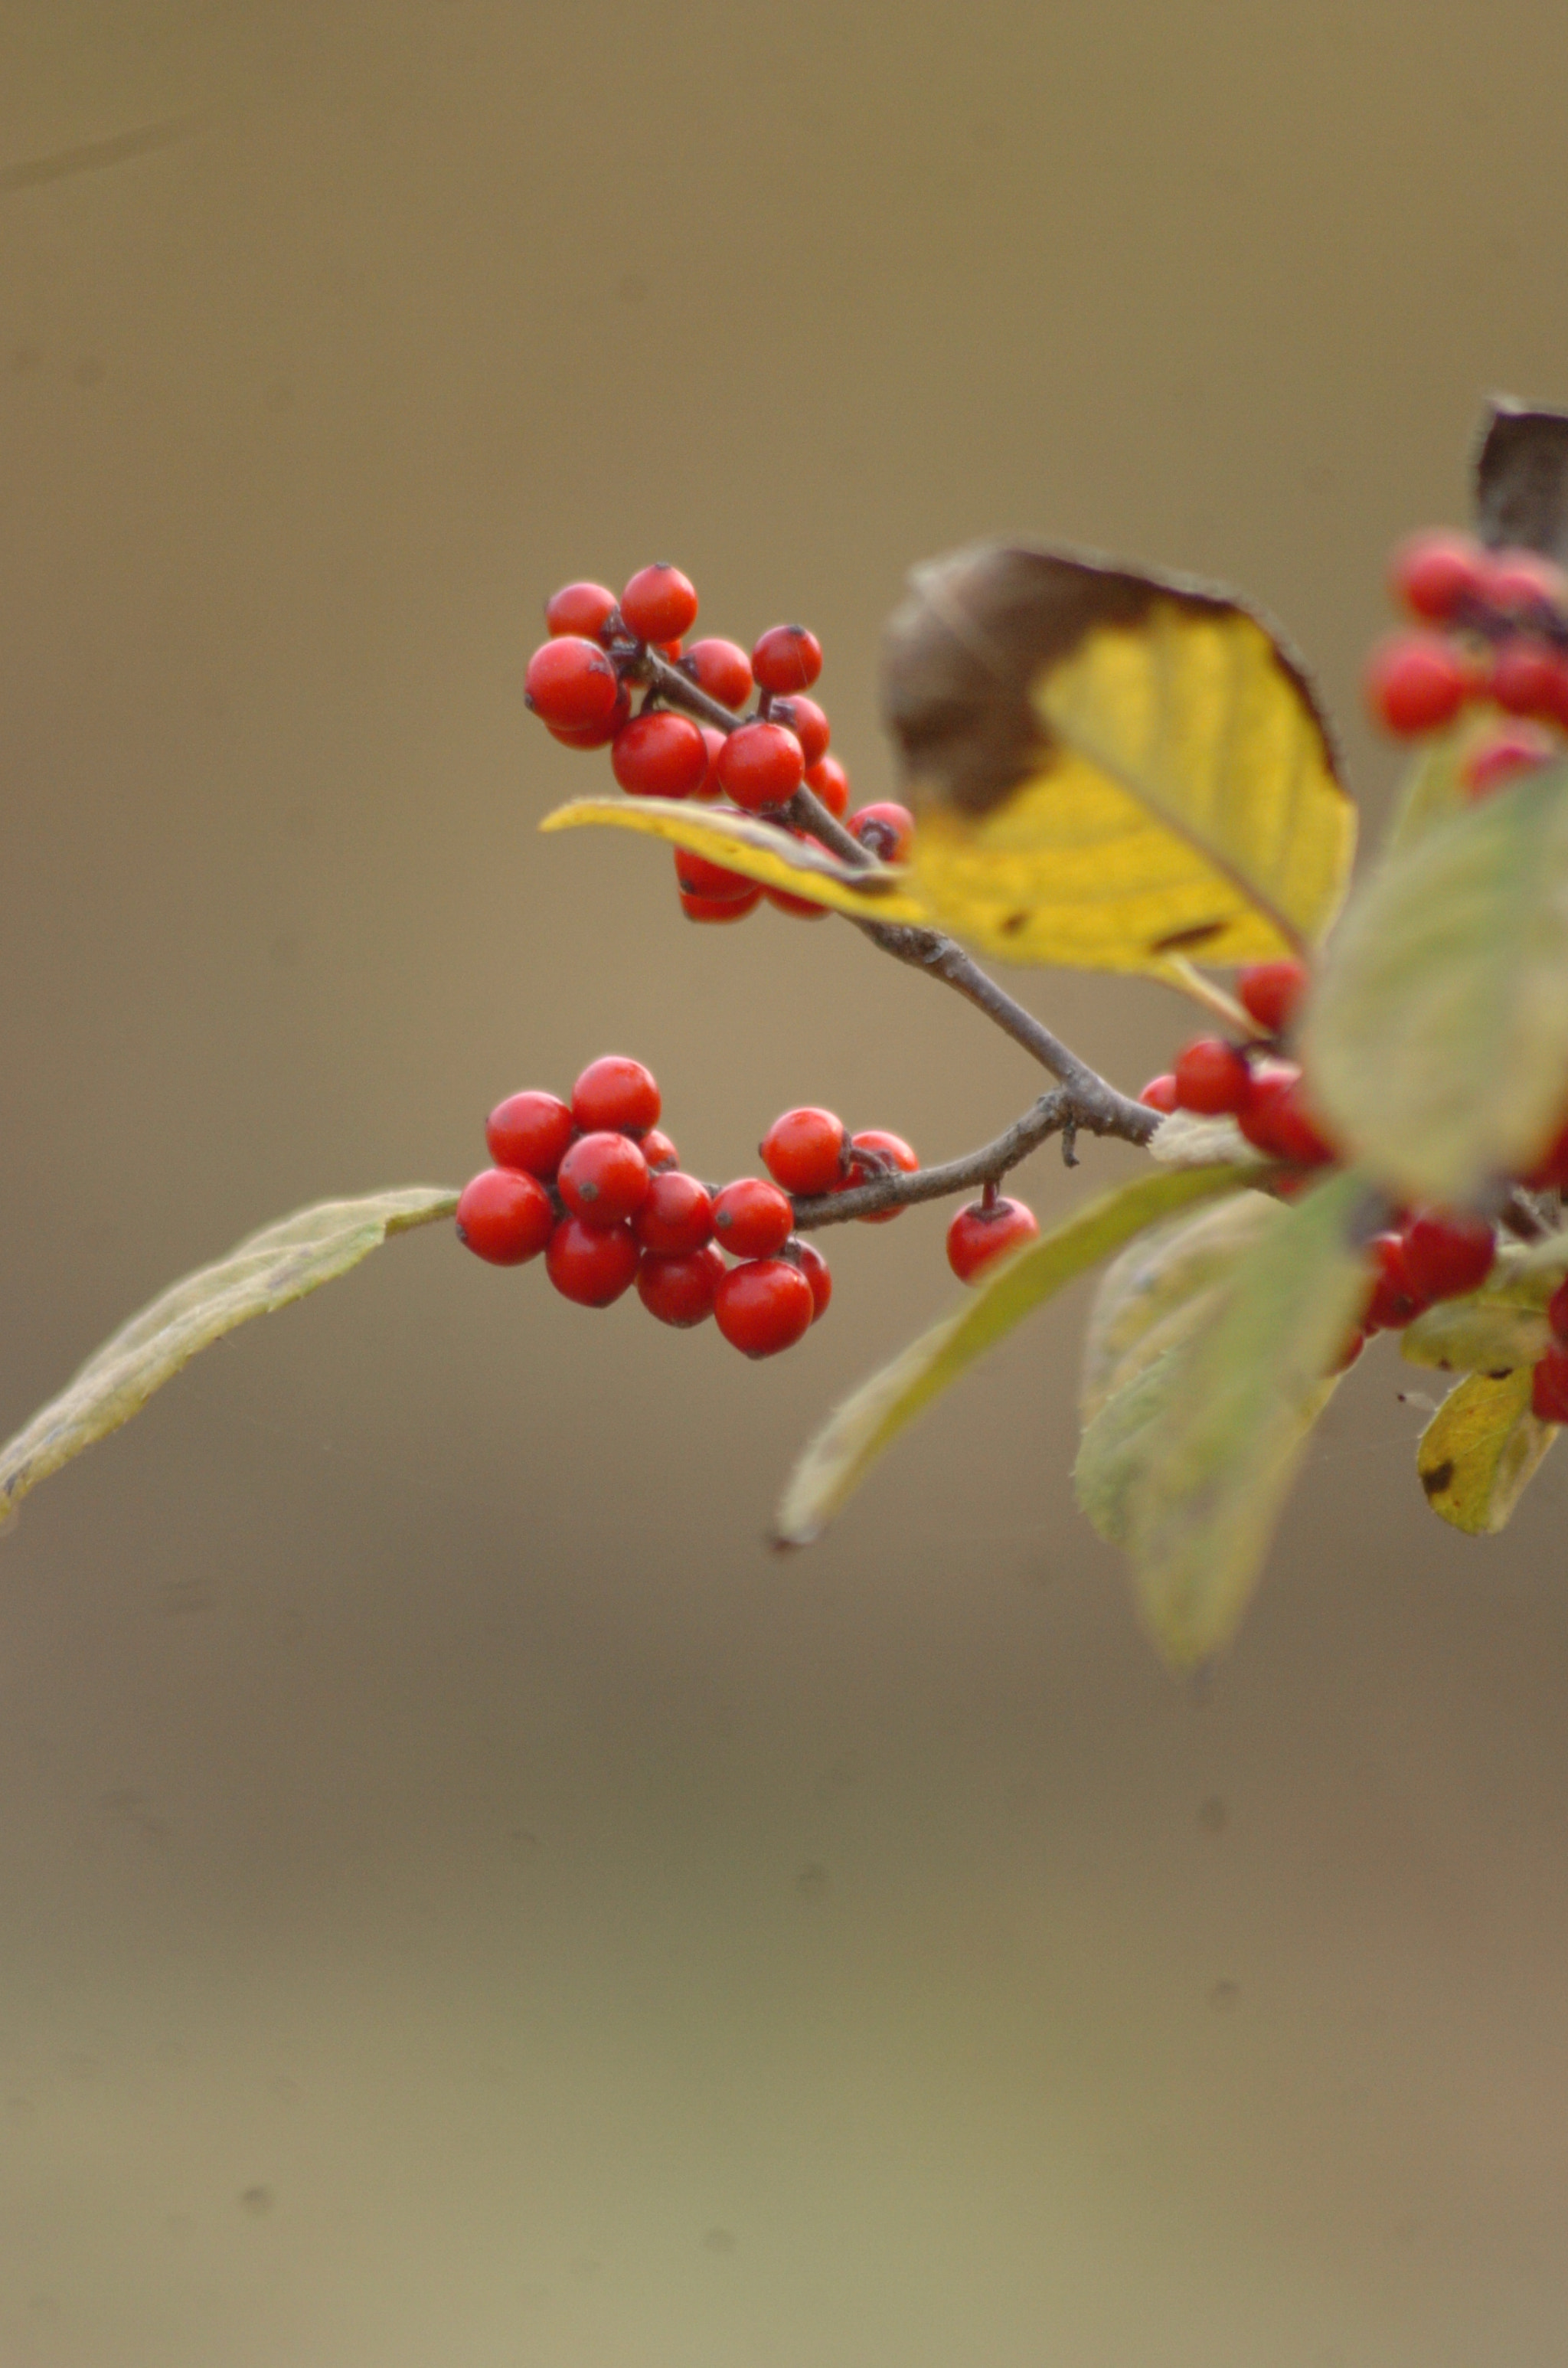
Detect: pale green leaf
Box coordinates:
(1304, 764, 1568, 1202)
(1478, 1231, 1568, 1310)
(1146, 1109, 1263, 1170)
(1382, 720, 1477, 855)
(1416, 1367, 1557, 1535)
(1079, 1190, 1285, 1425)
(1400, 1297, 1548, 1375)
(1079, 1166, 1370, 1669)
(539, 797, 929, 922)
(0, 1187, 459, 1516)
(773, 1163, 1253, 1549)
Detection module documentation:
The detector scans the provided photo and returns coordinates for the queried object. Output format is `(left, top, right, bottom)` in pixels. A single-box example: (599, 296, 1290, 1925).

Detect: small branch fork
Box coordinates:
(622, 645, 1160, 1221)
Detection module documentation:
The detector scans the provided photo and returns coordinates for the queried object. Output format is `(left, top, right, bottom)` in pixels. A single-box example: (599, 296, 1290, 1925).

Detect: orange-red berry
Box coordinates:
(1364, 632, 1473, 737)
(557, 1131, 652, 1227)
(611, 711, 709, 798)
(1139, 1073, 1179, 1114)
(545, 581, 619, 641)
(680, 885, 763, 923)
(717, 719, 805, 810)
(844, 1129, 918, 1222)
(1533, 1343, 1568, 1422)
(485, 1089, 576, 1180)
(1387, 531, 1488, 626)
(805, 754, 850, 817)
(1548, 1277, 1568, 1343)
(680, 638, 753, 708)
(946, 1195, 1040, 1283)
(620, 564, 698, 644)
(714, 1258, 815, 1357)
(636, 1244, 724, 1327)
(456, 1169, 556, 1265)
(547, 684, 630, 751)
(761, 1107, 848, 1198)
(1364, 1232, 1428, 1332)
(546, 1215, 640, 1307)
(793, 1239, 832, 1321)
(1401, 1210, 1496, 1303)
(712, 1176, 795, 1259)
(1236, 960, 1309, 1038)
(632, 1170, 714, 1257)
(752, 624, 822, 695)
(1236, 1067, 1334, 1165)
(526, 636, 623, 732)
(639, 1127, 679, 1173)
(571, 1055, 661, 1137)
(1479, 548, 1568, 623)
(1462, 724, 1556, 800)
(1488, 637, 1568, 724)
(771, 696, 830, 765)
(1174, 1037, 1251, 1117)
(849, 802, 914, 862)
(675, 845, 753, 901)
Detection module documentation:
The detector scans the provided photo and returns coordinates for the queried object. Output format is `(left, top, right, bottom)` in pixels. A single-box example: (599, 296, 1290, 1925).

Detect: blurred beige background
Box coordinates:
(3, 3, 1568, 2362)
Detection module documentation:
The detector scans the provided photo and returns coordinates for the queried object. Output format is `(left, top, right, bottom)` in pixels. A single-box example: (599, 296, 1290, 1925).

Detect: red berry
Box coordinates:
(771, 696, 830, 766)
(1236, 1067, 1335, 1166)
(620, 564, 698, 644)
(1533, 1343, 1568, 1423)
(1236, 960, 1309, 1038)
(1401, 1209, 1496, 1303)
(525, 636, 622, 732)
(680, 638, 753, 708)
(557, 1130, 652, 1227)
(1389, 531, 1488, 625)
(1139, 1072, 1180, 1114)
(761, 1107, 849, 1198)
(1548, 1277, 1568, 1343)
(946, 1195, 1041, 1284)
(546, 1215, 640, 1307)
(688, 723, 726, 798)
(1174, 1037, 1252, 1117)
(793, 1238, 832, 1321)
(674, 845, 753, 901)
(714, 1258, 815, 1357)
(571, 1055, 661, 1137)
(1488, 637, 1568, 723)
(545, 581, 619, 641)
(717, 720, 805, 811)
(547, 683, 632, 751)
(844, 1128, 918, 1223)
(1364, 632, 1473, 737)
(485, 1089, 576, 1180)
(680, 885, 763, 923)
(1364, 1232, 1428, 1332)
(610, 711, 710, 799)
(752, 624, 822, 695)
(655, 638, 684, 662)
(1461, 723, 1557, 800)
(1524, 1111, 1568, 1190)
(640, 1127, 679, 1172)
(1479, 548, 1568, 623)
(712, 1176, 795, 1259)
(636, 1243, 724, 1327)
(456, 1168, 556, 1266)
(766, 887, 831, 921)
(849, 802, 915, 863)
(804, 754, 850, 818)
(632, 1169, 714, 1256)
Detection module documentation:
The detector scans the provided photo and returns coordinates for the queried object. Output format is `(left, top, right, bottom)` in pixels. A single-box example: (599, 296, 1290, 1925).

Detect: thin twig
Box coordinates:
(790, 1086, 1136, 1228)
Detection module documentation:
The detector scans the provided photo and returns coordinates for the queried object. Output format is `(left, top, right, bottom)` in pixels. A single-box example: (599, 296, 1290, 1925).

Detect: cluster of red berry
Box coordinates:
(1365, 529, 1568, 796)
(522, 564, 914, 923)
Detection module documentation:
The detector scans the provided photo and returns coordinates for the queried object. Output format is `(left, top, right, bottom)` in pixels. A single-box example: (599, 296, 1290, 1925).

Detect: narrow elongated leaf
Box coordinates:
(539, 798, 929, 923)
(0, 1187, 459, 1516)
(1078, 1167, 1369, 1668)
(1400, 1297, 1548, 1375)
(773, 1163, 1252, 1549)
(1080, 1190, 1284, 1424)
(1416, 1367, 1557, 1534)
(881, 543, 1354, 972)
(1304, 764, 1568, 1202)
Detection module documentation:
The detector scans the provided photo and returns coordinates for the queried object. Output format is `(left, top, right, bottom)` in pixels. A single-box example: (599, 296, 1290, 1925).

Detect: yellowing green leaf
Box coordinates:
(1080, 1190, 1285, 1425)
(1479, 1231, 1568, 1310)
(881, 544, 1354, 973)
(773, 1163, 1252, 1549)
(1146, 1109, 1263, 1170)
(539, 797, 929, 923)
(1416, 1367, 1557, 1535)
(1383, 718, 1483, 855)
(1304, 764, 1568, 1203)
(1400, 1297, 1548, 1376)
(0, 1187, 459, 1517)
(1077, 1167, 1369, 1669)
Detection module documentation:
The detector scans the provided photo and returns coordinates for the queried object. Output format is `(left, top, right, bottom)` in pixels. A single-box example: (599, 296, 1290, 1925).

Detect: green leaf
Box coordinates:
(1077, 1166, 1370, 1669)
(1416, 1367, 1557, 1535)
(881, 544, 1354, 973)
(1080, 1190, 1285, 1424)
(539, 797, 929, 922)
(772, 1163, 1253, 1549)
(1478, 1231, 1568, 1310)
(1304, 764, 1568, 1203)
(1400, 1296, 1548, 1376)
(0, 1187, 459, 1516)
(1381, 723, 1475, 855)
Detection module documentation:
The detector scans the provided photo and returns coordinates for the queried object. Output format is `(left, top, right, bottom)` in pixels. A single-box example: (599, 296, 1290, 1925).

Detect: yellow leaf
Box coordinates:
(0, 1187, 459, 1517)
(1416, 1368, 1557, 1536)
(881, 544, 1354, 972)
(539, 798, 929, 924)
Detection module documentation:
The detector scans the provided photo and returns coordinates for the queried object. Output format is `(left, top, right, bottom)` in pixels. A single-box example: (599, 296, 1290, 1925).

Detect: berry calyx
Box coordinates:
(680, 639, 753, 708)
(1364, 632, 1472, 737)
(545, 581, 619, 641)
(771, 696, 830, 765)
(1364, 1232, 1428, 1332)
(632, 1170, 714, 1257)
(717, 720, 805, 811)
(844, 1129, 918, 1222)
(525, 636, 623, 732)
(675, 846, 753, 901)
(456, 1168, 556, 1265)
(714, 1258, 815, 1357)
(620, 564, 698, 644)
(546, 1215, 640, 1307)
(485, 1089, 576, 1180)
(636, 1245, 724, 1328)
(1174, 1037, 1252, 1116)
(849, 802, 914, 862)
(1387, 531, 1488, 626)
(711, 1176, 795, 1259)
(611, 711, 709, 799)
(571, 1055, 661, 1137)
(639, 1127, 679, 1173)
(1139, 1073, 1180, 1114)
(1401, 1209, 1496, 1303)
(680, 885, 763, 923)
(557, 1131, 652, 1227)
(752, 624, 822, 695)
(1461, 724, 1556, 800)
(804, 755, 850, 817)
(1236, 960, 1309, 1038)
(946, 1194, 1040, 1283)
(792, 1238, 832, 1321)
(761, 1106, 848, 1198)
(1532, 1342, 1568, 1424)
